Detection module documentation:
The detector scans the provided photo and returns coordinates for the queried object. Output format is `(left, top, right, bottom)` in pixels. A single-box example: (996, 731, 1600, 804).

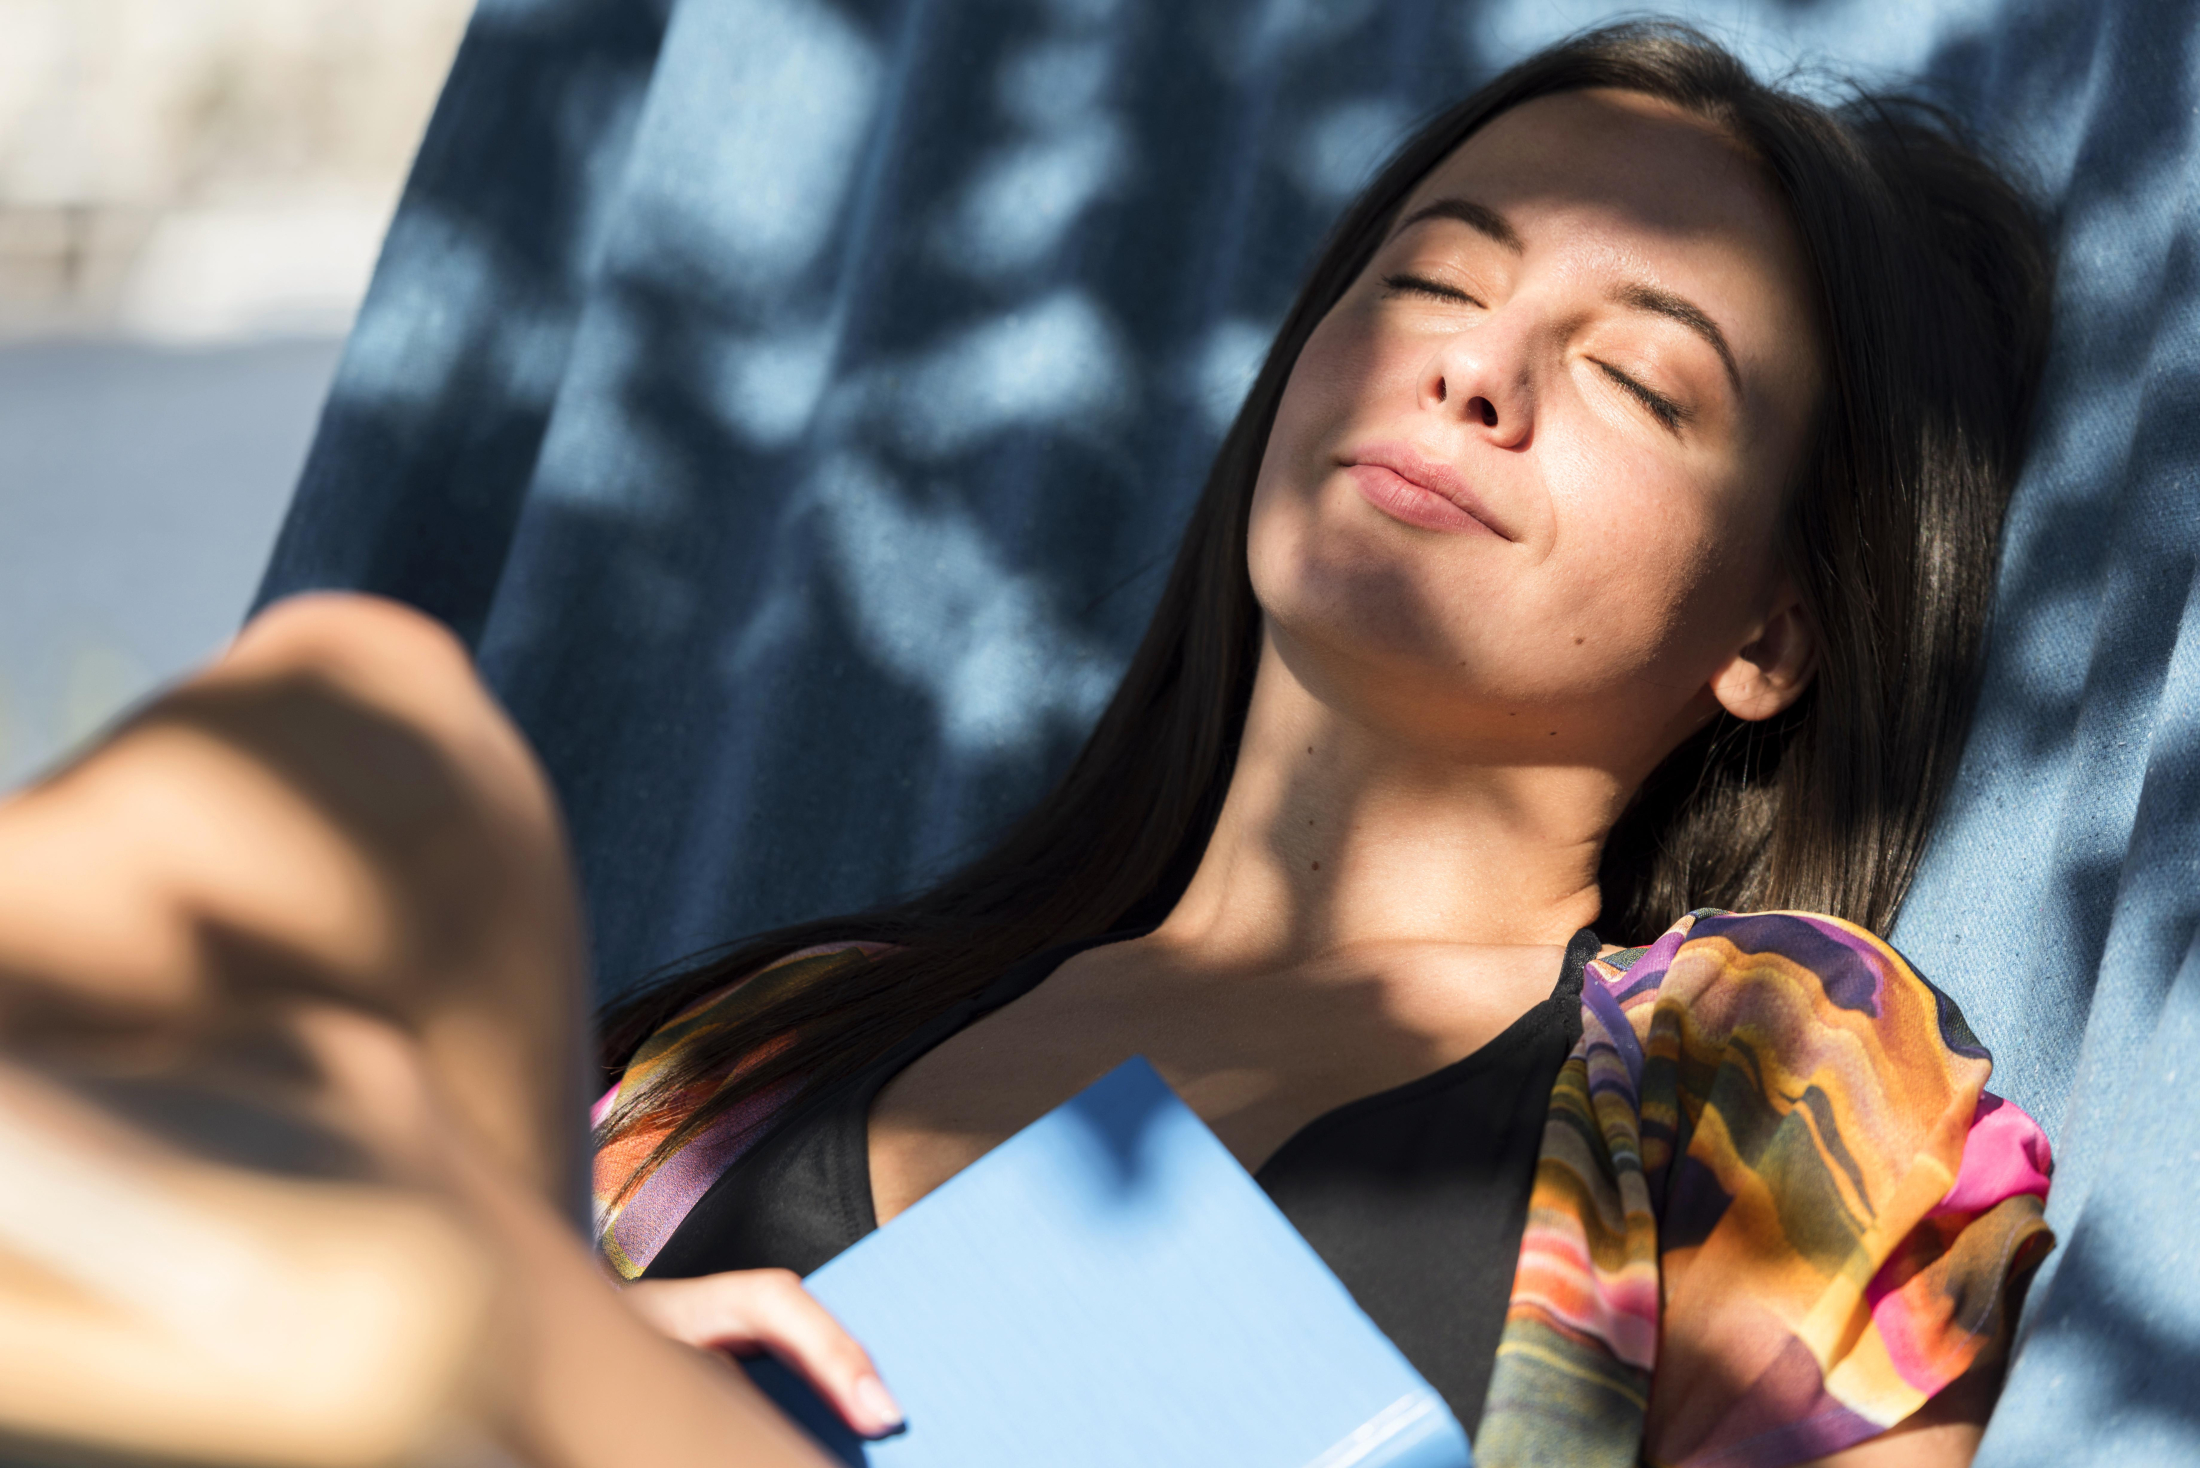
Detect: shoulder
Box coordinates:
(592, 938, 899, 1269)
(1597, 908, 1905, 987)
(606, 939, 897, 1111)
(1544, 909, 2055, 1462)
(1591, 908, 1986, 1062)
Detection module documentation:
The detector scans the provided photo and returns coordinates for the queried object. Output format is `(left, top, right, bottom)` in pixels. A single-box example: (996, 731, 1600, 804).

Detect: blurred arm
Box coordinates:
(0, 593, 837, 1468)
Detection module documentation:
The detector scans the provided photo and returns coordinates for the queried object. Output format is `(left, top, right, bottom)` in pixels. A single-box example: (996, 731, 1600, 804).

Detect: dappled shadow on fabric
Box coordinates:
(259, 0, 676, 647)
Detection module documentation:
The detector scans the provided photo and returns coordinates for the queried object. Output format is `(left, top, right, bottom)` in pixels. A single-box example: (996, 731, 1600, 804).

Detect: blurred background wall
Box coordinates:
(0, 0, 469, 787)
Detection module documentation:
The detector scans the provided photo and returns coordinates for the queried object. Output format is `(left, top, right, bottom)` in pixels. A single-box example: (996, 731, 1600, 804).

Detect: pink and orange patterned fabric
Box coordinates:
(1476, 910, 2052, 1467)
(592, 942, 887, 1279)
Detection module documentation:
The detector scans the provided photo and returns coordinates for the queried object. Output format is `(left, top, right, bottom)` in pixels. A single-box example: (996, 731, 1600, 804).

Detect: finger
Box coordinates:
(738, 1274, 905, 1439)
(630, 1272, 904, 1438)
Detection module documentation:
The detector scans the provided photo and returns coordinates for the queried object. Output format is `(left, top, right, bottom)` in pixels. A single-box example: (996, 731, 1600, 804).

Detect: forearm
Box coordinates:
(0, 593, 587, 1194)
(0, 593, 836, 1468)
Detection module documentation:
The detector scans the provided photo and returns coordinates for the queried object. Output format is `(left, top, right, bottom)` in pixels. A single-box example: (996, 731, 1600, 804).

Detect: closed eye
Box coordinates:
(1595, 361, 1689, 432)
(1381, 272, 1484, 308)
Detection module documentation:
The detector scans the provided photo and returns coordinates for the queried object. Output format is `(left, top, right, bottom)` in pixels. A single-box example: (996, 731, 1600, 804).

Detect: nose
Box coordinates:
(1418, 310, 1533, 448)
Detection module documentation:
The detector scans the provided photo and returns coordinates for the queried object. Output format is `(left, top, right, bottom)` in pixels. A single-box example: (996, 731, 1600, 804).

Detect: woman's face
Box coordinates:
(1248, 88, 1822, 766)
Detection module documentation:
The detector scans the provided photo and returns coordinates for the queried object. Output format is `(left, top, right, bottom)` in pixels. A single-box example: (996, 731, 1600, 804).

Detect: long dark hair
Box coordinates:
(597, 21, 2052, 1182)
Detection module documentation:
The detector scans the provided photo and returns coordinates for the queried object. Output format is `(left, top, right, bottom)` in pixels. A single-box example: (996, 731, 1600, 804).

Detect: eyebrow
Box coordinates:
(1395, 196, 1523, 253)
(1614, 282, 1742, 396)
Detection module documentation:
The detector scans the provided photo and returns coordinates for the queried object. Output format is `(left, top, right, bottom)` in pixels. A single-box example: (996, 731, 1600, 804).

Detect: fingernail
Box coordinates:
(853, 1373, 904, 1434)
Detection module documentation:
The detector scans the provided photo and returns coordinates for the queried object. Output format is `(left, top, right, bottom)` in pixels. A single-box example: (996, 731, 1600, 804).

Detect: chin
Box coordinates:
(1255, 501, 1465, 661)
(1257, 578, 1484, 729)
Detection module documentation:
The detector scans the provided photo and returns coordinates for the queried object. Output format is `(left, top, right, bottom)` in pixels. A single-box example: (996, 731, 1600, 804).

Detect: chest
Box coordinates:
(867, 939, 1567, 1225)
(638, 944, 1586, 1432)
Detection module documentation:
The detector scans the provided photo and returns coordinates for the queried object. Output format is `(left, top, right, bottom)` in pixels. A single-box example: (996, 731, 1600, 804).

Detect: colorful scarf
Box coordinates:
(1475, 911, 2052, 1467)
(592, 913, 2051, 1467)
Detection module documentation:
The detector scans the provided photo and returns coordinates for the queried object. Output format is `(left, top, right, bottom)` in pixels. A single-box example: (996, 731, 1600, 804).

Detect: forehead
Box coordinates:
(1406, 89, 1795, 265)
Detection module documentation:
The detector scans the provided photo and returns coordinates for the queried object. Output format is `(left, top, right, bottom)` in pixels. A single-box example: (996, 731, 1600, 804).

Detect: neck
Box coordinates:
(1155, 630, 1627, 967)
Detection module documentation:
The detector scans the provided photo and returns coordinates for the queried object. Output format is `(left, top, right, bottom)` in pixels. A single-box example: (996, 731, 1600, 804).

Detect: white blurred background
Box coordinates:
(0, 0, 470, 786)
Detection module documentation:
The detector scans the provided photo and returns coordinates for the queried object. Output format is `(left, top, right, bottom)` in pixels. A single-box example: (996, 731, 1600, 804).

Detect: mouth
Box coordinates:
(1342, 444, 1515, 540)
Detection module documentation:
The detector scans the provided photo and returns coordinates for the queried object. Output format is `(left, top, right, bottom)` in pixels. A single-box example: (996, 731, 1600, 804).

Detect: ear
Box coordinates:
(1708, 585, 1817, 723)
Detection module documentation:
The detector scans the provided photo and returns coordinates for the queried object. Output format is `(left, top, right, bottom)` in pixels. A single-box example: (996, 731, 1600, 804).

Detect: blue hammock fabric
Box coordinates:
(257, 0, 2200, 1461)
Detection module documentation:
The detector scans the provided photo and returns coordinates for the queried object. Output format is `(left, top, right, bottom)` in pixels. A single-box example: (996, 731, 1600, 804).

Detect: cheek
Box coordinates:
(1266, 307, 1388, 463)
(1540, 422, 1772, 674)
(1246, 313, 1372, 603)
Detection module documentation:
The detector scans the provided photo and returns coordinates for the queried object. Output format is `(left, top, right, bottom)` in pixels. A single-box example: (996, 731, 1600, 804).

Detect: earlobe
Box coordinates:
(1709, 593, 1817, 723)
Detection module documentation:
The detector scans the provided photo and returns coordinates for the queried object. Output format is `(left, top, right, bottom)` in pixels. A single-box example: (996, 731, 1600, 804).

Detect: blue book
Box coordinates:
(745, 1055, 1473, 1468)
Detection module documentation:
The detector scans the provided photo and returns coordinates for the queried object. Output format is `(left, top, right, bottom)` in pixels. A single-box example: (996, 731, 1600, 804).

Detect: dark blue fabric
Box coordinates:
(258, 0, 2200, 1459)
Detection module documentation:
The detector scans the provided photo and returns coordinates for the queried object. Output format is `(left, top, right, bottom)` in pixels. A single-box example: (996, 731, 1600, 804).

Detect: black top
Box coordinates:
(644, 929, 1595, 1430)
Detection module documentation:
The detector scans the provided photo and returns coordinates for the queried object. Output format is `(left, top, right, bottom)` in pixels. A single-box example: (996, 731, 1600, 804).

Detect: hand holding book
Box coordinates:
(729, 1057, 1474, 1468)
(624, 1269, 907, 1439)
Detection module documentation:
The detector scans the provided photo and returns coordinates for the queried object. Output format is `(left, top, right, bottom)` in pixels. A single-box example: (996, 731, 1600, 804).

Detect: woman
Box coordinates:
(592, 21, 2055, 1468)
(0, 20, 2049, 1468)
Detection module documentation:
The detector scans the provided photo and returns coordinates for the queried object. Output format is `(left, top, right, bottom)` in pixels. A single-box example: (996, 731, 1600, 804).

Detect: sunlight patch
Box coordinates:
(809, 454, 1123, 754)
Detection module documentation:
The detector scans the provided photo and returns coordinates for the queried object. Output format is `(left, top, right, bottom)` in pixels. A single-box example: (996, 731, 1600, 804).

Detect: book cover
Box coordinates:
(745, 1055, 1473, 1468)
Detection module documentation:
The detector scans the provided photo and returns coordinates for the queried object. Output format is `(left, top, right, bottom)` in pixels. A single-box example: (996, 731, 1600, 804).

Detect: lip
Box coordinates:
(1342, 443, 1515, 540)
